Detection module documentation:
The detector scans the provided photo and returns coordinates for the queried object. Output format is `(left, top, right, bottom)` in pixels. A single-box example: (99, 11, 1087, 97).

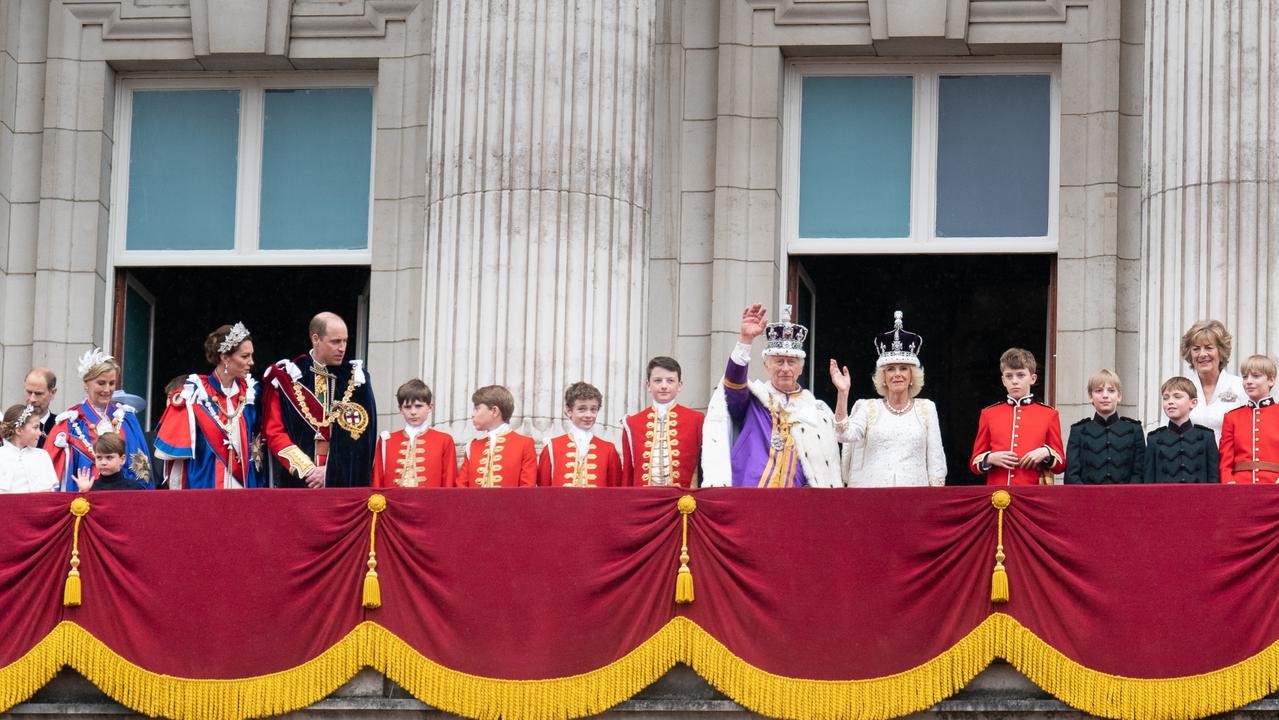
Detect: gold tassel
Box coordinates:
(675, 495, 696, 604)
(64, 497, 90, 607)
(363, 494, 387, 609)
(990, 490, 1011, 603)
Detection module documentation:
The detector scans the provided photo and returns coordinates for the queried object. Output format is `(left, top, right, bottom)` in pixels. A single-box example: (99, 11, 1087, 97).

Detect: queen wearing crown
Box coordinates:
(702, 304, 843, 487)
(829, 311, 946, 487)
(154, 323, 266, 489)
(45, 348, 153, 491)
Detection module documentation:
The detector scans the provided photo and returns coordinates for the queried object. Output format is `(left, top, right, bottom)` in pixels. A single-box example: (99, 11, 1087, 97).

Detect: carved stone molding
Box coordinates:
(290, 0, 420, 38)
(744, 0, 1082, 31)
(189, 0, 292, 56)
(59, 0, 420, 53)
(867, 0, 970, 40)
(61, 1, 193, 41)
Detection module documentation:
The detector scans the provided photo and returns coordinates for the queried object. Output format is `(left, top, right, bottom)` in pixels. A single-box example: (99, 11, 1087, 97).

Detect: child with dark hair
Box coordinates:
(372, 379, 457, 488)
(619, 357, 704, 487)
(74, 432, 148, 491)
(457, 385, 536, 487)
(1145, 376, 1218, 484)
(537, 382, 622, 487)
(969, 348, 1065, 485)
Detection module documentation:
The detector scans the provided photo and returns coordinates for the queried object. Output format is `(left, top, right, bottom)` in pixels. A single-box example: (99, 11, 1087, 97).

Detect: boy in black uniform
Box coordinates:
(1145, 376, 1219, 484)
(72, 432, 150, 491)
(1065, 369, 1145, 484)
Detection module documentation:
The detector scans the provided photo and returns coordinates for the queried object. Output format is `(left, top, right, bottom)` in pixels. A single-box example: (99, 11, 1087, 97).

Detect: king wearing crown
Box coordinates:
(701, 304, 843, 488)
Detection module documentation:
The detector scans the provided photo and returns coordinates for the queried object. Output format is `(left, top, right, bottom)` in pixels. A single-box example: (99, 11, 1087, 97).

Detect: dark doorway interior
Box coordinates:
(118, 266, 369, 425)
(792, 254, 1054, 485)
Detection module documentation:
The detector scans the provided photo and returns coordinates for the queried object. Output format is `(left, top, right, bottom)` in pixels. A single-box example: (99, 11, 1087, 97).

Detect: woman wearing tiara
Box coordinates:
(154, 323, 265, 489)
(0, 404, 58, 492)
(45, 348, 153, 491)
(829, 311, 947, 487)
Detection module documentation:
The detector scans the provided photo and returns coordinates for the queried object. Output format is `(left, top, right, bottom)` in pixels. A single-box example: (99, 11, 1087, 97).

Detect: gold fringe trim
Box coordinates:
(3, 615, 1279, 720)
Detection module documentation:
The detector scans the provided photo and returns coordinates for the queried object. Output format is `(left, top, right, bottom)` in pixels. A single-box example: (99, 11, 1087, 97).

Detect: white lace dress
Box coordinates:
(0, 442, 58, 493)
(836, 398, 947, 487)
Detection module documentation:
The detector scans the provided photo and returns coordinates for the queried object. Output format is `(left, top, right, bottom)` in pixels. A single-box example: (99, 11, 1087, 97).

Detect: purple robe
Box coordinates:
(724, 358, 808, 488)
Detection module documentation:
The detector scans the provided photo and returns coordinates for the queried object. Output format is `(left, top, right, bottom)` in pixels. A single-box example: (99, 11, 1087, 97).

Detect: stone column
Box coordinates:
(1140, 0, 1278, 420)
(423, 0, 655, 441)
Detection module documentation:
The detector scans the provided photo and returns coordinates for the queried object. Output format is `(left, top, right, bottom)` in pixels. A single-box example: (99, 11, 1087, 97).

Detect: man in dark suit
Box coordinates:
(24, 367, 59, 448)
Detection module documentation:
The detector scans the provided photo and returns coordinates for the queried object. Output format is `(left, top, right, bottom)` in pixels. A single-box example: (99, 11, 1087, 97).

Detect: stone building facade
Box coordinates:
(0, 0, 1274, 473)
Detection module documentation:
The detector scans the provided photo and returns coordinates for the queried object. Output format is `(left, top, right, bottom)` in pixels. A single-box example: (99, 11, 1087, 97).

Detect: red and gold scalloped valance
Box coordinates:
(3, 486, 1279, 720)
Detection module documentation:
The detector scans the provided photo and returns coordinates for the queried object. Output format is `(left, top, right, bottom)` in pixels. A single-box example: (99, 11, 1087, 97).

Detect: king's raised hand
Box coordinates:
(739, 304, 768, 342)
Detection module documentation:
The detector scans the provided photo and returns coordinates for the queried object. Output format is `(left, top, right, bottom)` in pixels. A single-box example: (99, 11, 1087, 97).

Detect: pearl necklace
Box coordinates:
(885, 398, 914, 416)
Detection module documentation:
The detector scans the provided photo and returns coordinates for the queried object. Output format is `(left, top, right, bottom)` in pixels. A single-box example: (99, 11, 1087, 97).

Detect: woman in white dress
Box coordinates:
(829, 311, 946, 487)
(0, 404, 58, 493)
(1181, 319, 1246, 443)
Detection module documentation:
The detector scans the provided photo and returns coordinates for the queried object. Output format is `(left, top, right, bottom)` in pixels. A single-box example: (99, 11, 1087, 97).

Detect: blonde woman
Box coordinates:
(0, 404, 57, 492)
(1181, 320, 1246, 442)
(830, 312, 946, 487)
(45, 348, 153, 491)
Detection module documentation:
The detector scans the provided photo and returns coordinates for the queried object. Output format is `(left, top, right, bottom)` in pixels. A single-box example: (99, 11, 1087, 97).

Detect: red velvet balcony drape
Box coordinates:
(3, 486, 1279, 720)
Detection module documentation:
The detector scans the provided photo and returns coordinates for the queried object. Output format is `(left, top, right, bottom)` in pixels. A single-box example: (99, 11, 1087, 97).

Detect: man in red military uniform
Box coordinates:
(620, 357, 703, 487)
(1219, 355, 1279, 484)
(970, 348, 1065, 485)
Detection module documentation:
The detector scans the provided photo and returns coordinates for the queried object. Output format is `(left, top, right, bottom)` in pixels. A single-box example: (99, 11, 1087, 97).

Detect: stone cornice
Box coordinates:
(59, 0, 423, 57)
(744, 0, 1089, 36)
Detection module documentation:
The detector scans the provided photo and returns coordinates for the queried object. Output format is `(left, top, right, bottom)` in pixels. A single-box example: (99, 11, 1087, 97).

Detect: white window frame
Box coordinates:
(109, 73, 377, 267)
(781, 59, 1060, 256)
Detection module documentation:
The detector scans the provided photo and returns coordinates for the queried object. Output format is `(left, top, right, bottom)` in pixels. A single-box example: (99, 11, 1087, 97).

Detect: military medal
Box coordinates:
(334, 402, 370, 440)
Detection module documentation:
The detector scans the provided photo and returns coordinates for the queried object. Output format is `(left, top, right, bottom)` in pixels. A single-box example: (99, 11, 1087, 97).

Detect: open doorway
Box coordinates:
(112, 266, 371, 425)
(790, 254, 1055, 485)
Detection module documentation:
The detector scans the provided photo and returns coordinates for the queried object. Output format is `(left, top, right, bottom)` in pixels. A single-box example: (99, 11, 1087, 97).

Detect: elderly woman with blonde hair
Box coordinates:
(45, 348, 153, 491)
(829, 311, 946, 487)
(1181, 319, 1246, 442)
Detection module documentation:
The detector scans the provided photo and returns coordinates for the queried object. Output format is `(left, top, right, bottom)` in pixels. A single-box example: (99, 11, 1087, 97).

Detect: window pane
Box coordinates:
(799, 76, 912, 238)
(126, 90, 239, 250)
(260, 88, 373, 250)
(936, 75, 1051, 238)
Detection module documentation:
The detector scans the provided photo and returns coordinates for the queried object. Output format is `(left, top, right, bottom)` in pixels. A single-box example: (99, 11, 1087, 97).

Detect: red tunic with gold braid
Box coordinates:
(536, 434, 622, 487)
(1219, 398, 1279, 484)
(970, 396, 1066, 486)
(371, 428, 458, 488)
(457, 430, 537, 487)
(621, 404, 703, 487)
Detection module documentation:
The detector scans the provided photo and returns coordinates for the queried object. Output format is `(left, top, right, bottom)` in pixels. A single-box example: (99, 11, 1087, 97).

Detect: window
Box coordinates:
(112, 77, 375, 264)
(784, 63, 1058, 254)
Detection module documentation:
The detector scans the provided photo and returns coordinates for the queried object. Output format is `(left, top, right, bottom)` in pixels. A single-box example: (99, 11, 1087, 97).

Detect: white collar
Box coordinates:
(568, 425, 594, 448)
(486, 423, 511, 441)
(405, 421, 428, 440)
(651, 400, 674, 417)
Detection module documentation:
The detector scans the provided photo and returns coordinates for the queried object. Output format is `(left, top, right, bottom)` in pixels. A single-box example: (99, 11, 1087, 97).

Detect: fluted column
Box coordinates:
(1140, 0, 1278, 420)
(423, 0, 655, 441)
